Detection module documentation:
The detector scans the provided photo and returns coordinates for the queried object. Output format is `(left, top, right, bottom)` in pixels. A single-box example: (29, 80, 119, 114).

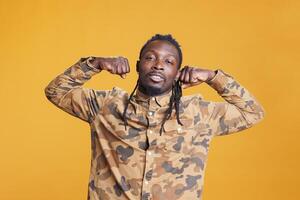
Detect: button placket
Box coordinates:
(149, 96, 157, 109)
(142, 101, 158, 200)
(147, 111, 154, 117)
(177, 126, 182, 133)
(142, 148, 154, 199)
(146, 110, 156, 147)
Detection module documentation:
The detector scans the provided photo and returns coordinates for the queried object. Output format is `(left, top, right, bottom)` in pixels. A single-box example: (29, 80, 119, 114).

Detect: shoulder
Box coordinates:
(179, 93, 205, 115)
(181, 93, 204, 105)
(181, 93, 218, 111)
(102, 87, 130, 105)
(110, 87, 129, 97)
(91, 87, 129, 102)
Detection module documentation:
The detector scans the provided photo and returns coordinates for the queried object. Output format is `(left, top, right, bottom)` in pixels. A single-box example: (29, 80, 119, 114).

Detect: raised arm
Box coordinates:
(204, 69, 265, 136)
(44, 56, 130, 123)
(179, 66, 265, 136)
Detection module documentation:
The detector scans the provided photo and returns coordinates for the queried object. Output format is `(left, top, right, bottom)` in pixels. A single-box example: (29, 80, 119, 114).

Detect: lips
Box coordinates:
(147, 72, 165, 83)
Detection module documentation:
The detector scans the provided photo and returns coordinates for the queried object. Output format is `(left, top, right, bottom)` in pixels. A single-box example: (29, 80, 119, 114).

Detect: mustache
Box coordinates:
(147, 71, 166, 80)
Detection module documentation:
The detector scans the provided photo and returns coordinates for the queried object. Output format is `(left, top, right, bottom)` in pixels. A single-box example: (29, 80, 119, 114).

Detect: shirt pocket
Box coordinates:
(162, 118, 214, 159)
(160, 118, 196, 161)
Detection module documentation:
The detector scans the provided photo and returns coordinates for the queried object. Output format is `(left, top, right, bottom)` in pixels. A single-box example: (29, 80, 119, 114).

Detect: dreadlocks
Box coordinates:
(159, 79, 183, 135)
(123, 33, 183, 135)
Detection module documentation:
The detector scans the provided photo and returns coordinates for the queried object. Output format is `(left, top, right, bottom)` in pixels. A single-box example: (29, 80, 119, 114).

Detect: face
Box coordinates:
(136, 40, 180, 96)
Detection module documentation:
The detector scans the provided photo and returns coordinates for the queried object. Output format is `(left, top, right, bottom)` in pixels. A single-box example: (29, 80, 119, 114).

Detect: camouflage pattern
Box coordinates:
(44, 57, 265, 200)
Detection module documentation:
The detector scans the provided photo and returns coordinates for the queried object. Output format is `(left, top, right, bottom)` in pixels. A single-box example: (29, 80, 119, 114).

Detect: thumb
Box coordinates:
(181, 83, 190, 89)
(120, 74, 127, 79)
(182, 81, 203, 89)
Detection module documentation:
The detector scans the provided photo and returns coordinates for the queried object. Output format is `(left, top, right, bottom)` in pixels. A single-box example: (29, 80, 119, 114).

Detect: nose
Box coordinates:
(152, 59, 164, 70)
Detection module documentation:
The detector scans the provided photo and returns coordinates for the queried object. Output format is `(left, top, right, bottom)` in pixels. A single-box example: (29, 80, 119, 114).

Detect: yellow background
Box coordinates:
(1, 0, 299, 199)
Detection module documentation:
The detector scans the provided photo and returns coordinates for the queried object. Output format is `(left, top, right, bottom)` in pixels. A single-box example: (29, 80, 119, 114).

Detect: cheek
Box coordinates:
(164, 74, 177, 86)
(138, 62, 151, 73)
(166, 68, 179, 80)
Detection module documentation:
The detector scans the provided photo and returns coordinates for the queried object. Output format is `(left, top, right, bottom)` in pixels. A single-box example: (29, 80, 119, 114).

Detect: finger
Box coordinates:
(189, 68, 197, 83)
(181, 83, 191, 89)
(116, 63, 125, 78)
(119, 58, 126, 74)
(117, 62, 123, 74)
(118, 58, 127, 79)
(124, 57, 130, 73)
(184, 67, 191, 83)
(179, 66, 187, 82)
(119, 61, 127, 79)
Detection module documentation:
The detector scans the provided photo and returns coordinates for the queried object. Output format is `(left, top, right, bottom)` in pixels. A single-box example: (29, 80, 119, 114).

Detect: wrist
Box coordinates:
(87, 56, 103, 71)
(206, 70, 217, 82)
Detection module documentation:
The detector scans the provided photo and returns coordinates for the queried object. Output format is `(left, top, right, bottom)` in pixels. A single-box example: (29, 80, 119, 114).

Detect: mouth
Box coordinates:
(147, 72, 165, 83)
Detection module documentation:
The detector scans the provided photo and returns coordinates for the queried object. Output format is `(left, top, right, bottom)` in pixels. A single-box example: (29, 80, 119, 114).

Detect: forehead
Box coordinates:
(141, 40, 179, 59)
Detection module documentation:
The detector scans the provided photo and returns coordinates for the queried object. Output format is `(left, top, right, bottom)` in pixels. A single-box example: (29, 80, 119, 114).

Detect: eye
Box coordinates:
(166, 59, 173, 64)
(145, 56, 154, 60)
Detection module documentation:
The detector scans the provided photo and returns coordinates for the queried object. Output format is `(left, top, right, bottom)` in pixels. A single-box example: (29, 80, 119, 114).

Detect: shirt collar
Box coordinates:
(132, 88, 172, 108)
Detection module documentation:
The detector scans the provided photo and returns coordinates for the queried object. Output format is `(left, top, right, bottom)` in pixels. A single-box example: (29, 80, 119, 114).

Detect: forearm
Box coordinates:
(44, 56, 101, 107)
(205, 69, 218, 82)
(206, 69, 265, 127)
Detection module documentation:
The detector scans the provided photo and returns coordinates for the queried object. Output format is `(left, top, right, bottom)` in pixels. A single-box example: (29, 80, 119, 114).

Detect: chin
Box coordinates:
(141, 83, 165, 96)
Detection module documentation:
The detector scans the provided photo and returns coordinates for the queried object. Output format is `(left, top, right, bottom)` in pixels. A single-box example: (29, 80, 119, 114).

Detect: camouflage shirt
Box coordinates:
(44, 57, 265, 200)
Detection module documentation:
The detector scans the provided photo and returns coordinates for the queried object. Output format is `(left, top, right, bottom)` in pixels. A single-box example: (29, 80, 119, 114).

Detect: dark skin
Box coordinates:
(137, 40, 180, 96)
(90, 40, 216, 96)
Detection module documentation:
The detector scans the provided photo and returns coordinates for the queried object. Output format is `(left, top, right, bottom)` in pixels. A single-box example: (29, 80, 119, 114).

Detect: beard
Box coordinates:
(138, 74, 170, 96)
(138, 83, 165, 96)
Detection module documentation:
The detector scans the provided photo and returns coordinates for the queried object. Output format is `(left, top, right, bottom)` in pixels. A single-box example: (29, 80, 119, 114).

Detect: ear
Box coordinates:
(136, 60, 140, 73)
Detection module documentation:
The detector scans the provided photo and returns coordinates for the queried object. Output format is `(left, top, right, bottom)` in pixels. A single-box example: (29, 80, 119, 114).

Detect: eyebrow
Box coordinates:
(142, 50, 177, 58)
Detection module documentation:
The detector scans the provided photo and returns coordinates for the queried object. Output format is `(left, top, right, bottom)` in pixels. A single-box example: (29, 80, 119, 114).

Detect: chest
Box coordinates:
(97, 99, 213, 157)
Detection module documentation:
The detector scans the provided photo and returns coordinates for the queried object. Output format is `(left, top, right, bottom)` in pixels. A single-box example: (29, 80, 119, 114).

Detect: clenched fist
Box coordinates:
(90, 56, 130, 79)
(178, 66, 216, 89)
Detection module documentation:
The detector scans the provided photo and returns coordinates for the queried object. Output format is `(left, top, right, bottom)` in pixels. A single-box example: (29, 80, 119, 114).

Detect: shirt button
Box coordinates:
(177, 127, 182, 133)
(149, 130, 153, 134)
(145, 181, 149, 185)
(151, 97, 155, 101)
(147, 151, 152, 156)
(148, 111, 154, 116)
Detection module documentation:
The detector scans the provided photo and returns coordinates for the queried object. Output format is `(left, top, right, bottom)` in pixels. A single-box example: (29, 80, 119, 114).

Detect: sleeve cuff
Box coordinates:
(206, 69, 234, 94)
(85, 56, 102, 72)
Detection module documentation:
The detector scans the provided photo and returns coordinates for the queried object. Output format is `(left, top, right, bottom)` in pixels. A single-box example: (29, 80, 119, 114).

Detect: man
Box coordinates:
(44, 34, 265, 200)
